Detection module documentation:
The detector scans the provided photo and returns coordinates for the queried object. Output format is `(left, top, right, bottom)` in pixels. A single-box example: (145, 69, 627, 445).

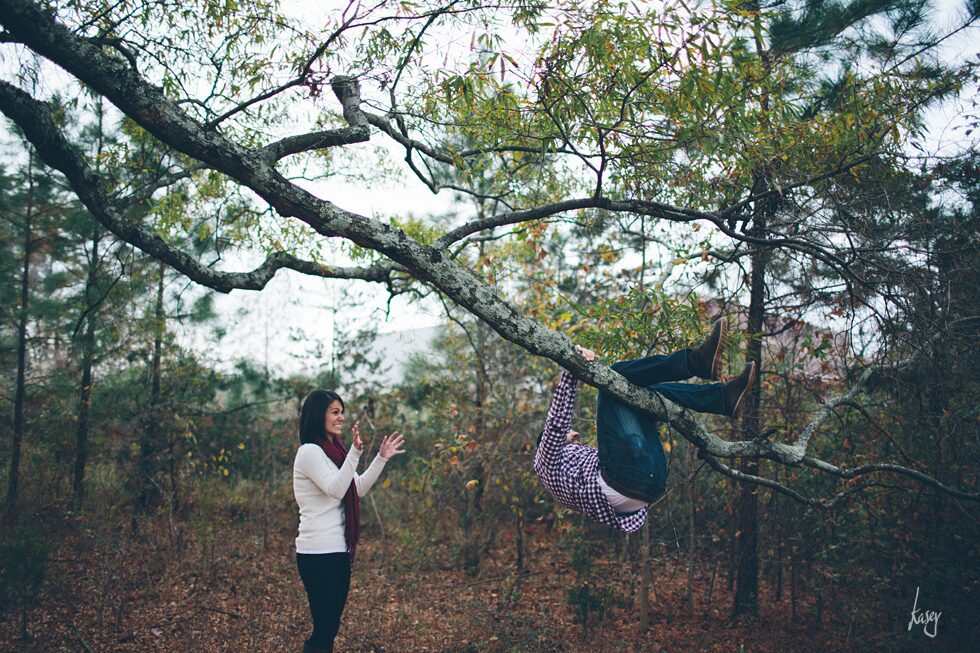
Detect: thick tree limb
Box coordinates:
(700, 452, 828, 508)
(701, 438, 980, 508)
(2, 0, 975, 506)
(434, 198, 600, 248)
(0, 0, 793, 462)
(360, 109, 886, 289)
(0, 80, 394, 290)
(435, 193, 869, 292)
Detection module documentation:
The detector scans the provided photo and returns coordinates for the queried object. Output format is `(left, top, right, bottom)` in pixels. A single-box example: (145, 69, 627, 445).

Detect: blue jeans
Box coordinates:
(597, 349, 726, 502)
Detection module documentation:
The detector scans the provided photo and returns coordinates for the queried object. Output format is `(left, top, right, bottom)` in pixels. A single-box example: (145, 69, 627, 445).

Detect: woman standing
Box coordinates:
(293, 389, 405, 653)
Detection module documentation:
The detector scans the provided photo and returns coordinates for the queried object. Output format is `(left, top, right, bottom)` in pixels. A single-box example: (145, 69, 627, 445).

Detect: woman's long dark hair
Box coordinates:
(299, 389, 345, 445)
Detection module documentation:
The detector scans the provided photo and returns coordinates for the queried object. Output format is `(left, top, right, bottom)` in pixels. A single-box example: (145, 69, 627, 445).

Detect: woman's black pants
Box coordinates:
(296, 552, 351, 651)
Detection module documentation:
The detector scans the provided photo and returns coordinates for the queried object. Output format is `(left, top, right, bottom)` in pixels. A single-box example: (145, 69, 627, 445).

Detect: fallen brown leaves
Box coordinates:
(1, 510, 841, 653)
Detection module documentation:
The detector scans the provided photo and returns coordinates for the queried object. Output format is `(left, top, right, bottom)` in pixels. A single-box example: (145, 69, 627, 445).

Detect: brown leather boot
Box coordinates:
(688, 318, 728, 380)
(724, 361, 757, 418)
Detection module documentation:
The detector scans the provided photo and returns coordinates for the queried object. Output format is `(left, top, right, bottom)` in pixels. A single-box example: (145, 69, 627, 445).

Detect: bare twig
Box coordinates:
(201, 605, 241, 619)
(70, 620, 96, 653)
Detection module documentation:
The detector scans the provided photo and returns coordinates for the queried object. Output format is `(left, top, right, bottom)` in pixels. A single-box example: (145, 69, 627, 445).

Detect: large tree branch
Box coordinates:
(434, 198, 600, 248)
(360, 103, 890, 291)
(435, 193, 872, 292)
(0, 80, 395, 290)
(0, 0, 787, 460)
(3, 0, 976, 506)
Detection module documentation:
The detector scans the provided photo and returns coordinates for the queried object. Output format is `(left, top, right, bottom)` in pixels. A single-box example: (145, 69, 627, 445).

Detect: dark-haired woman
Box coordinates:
(293, 389, 405, 653)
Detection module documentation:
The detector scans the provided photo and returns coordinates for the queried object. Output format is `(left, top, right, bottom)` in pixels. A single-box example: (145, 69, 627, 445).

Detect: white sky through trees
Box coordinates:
(5, 0, 976, 379)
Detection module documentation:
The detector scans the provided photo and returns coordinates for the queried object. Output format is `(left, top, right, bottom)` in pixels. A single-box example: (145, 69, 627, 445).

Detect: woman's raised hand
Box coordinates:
(379, 431, 406, 460)
(351, 421, 364, 451)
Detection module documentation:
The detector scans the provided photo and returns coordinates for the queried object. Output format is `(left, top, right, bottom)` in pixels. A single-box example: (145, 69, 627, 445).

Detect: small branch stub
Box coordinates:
(331, 75, 367, 127)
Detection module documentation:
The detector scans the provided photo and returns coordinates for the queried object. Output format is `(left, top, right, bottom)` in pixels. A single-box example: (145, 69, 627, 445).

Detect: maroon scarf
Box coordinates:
(315, 435, 360, 562)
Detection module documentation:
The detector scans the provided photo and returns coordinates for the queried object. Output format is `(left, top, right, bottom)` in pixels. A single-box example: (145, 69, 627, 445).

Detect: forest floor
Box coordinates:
(0, 507, 920, 653)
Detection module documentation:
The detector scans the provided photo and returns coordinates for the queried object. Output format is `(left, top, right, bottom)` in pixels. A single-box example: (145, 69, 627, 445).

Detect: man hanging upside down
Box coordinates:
(534, 319, 756, 532)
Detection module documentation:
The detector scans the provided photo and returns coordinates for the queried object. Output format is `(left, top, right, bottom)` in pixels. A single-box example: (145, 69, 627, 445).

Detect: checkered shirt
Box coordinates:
(533, 370, 648, 533)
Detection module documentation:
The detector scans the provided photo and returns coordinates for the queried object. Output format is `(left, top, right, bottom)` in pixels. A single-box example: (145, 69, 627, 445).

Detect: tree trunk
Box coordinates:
(167, 429, 180, 513)
(73, 227, 100, 505)
(74, 102, 105, 506)
(731, 3, 773, 598)
(469, 311, 487, 516)
(726, 481, 737, 592)
(686, 440, 696, 611)
(137, 260, 166, 512)
(733, 456, 761, 617)
(638, 517, 651, 630)
(5, 150, 35, 517)
(732, 166, 771, 618)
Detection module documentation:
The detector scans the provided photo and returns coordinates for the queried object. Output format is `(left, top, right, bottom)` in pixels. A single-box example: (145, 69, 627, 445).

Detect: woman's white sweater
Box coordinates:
(293, 442, 388, 554)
